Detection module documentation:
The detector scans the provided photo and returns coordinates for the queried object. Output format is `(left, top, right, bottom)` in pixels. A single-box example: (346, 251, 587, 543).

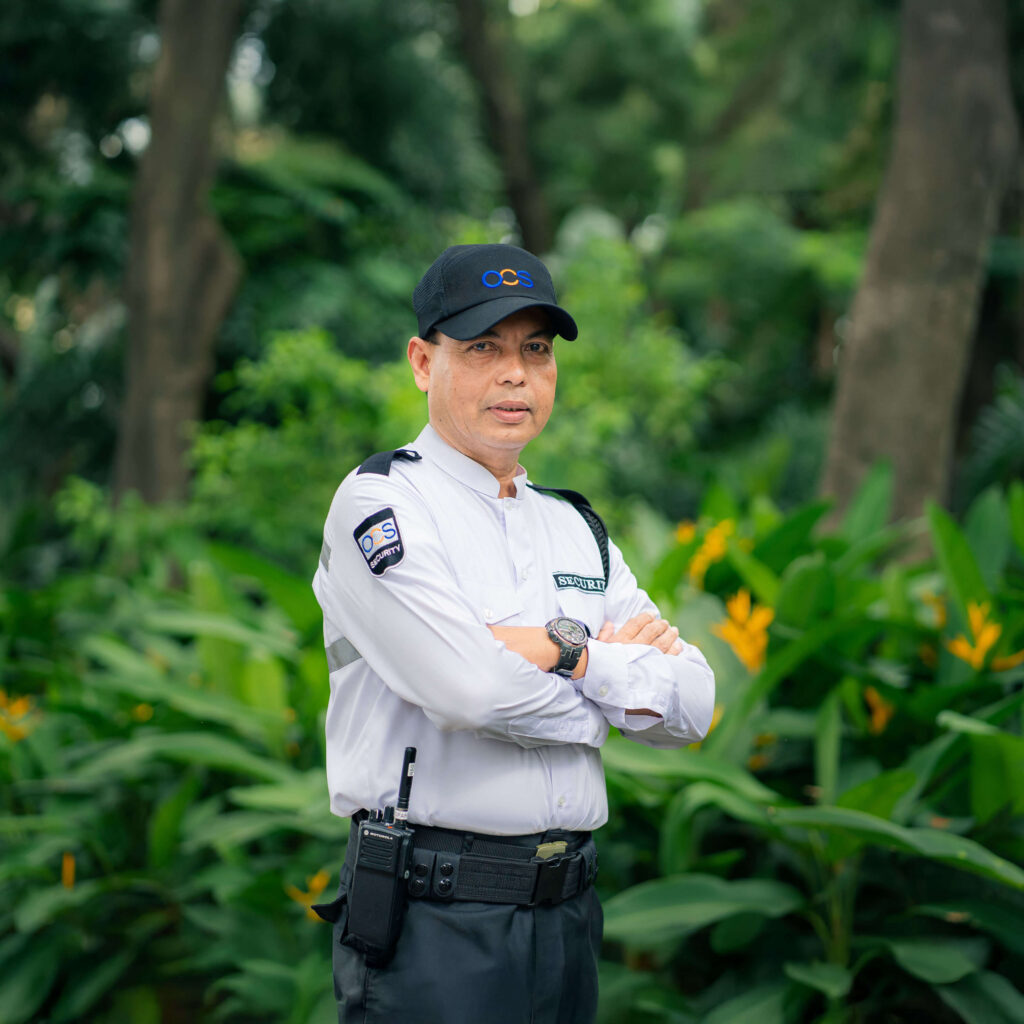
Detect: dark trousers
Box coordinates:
(329, 853, 602, 1024)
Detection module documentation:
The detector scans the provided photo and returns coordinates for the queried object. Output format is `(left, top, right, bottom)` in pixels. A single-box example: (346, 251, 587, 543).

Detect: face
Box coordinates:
(407, 307, 557, 470)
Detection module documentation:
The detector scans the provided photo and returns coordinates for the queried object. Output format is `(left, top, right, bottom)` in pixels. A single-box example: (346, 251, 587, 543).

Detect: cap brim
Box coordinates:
(433, 296, 578, 341)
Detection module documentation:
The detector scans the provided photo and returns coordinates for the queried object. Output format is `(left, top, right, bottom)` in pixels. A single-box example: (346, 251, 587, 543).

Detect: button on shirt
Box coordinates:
(312, 424, 715, 835)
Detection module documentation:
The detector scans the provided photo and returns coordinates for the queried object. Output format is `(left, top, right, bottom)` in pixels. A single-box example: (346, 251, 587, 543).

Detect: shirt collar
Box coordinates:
(413, 423, 529, 500)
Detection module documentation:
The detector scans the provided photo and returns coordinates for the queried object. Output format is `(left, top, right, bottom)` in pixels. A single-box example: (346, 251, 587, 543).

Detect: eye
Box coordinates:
(525, 341, 552, 355)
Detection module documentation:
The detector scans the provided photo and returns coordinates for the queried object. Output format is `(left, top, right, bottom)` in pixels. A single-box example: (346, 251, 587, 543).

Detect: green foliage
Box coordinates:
(5, 470, 1023, 1021)
(599, 472, 1024, 1021)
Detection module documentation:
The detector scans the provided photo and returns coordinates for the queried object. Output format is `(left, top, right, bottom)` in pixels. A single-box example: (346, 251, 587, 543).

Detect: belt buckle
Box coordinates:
(530, 852, 574, 906)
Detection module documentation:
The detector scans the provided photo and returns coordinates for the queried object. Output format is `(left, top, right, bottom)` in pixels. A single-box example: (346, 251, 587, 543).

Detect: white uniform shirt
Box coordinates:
(313, 424, 715, 835)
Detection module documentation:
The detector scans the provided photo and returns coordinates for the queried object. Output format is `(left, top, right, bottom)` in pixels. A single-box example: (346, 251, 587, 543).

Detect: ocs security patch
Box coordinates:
(353, 507, 404, 576)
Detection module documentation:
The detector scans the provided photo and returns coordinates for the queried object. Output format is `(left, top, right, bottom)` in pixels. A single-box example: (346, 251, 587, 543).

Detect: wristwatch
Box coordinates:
(545, 617, 589, 678)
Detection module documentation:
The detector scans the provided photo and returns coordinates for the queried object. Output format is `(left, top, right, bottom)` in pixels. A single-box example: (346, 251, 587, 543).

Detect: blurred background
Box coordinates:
(2, 1, 1024, 1022)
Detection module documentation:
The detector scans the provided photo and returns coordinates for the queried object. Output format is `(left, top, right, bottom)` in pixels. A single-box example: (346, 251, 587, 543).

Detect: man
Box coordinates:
(312, 243, 714, 1024)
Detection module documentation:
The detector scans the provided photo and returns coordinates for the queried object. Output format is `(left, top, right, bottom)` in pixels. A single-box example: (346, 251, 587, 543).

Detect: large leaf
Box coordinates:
(963, 487, 1012, 590)
(600, 734, 778, 804)
(227, 771, 326, 812)
(968, 731, 1024, 824)
(73, 732, 298, 784)
(751, 500, 831, 575)
(1009, 480, 1024, 557)
(927, 503, 991, 620)
(936, 970, 1024, 1024)
(702, 982, 798, 1024)
(603, 873, 804, 945)
(141, 609, 297, 657)
(915, 901, 1024, 957)
(725, 545, 779, 606)
(841, 461, 892, 543)
(867, 936, 986, 983)
(208, 541, 322, 634)
(814, 691, 841, 805)
(769, 806, 1024, 889)
(774, 553, 835, 630)
(0, 933, 60, 1024)
(784, 960, 851, 999)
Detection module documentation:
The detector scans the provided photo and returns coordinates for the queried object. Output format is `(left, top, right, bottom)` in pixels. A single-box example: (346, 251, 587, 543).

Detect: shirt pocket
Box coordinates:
(556, 586, 607, 640)
(457, 577, 525, 625)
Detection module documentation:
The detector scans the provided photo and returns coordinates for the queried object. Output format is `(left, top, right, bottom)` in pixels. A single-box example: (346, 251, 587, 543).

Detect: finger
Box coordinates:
(650, 625, 679, 653)
(669, 640, 684, 655)
(597, 621, 615, 642)
(634, 618, 672, 645)
(618, 612, 655, 641)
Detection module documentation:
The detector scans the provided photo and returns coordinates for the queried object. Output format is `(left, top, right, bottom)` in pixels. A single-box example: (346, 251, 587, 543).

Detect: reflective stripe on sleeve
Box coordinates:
(325, 636, 361, 672)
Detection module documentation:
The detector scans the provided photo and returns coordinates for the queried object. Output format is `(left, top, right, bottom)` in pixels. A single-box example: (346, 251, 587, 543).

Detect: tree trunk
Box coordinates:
(821, 0, 1018, 522)
(114, 0, 243, 503)
(452, 0, 553, 254)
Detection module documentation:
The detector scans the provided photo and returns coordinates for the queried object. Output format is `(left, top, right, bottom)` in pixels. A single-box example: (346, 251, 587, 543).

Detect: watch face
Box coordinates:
(555, 617, 588, 647)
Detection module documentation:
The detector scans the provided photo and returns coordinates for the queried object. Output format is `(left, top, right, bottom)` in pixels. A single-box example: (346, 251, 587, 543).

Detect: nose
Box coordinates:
(497, 348, 526, 385)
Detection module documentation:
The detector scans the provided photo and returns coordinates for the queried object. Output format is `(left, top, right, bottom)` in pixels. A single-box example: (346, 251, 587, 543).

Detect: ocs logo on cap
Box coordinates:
(353, 507, 404, 576)
(481, 268, 534, 289)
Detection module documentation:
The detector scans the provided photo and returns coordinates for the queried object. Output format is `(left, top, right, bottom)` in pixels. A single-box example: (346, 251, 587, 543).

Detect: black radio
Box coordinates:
(345, 747, 417, 964)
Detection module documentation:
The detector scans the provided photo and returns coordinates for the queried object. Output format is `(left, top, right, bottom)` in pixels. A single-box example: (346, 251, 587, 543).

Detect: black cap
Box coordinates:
(413, 244, 578, 341)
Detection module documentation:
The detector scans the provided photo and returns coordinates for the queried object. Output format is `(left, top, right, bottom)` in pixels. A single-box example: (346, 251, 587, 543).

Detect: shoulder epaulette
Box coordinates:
(528, 484, 610, 585)
(356, 448, 422, 476)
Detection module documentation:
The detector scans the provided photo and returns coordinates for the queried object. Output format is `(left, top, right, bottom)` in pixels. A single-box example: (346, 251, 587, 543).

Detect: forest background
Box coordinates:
(3, 0, 1024, 1021)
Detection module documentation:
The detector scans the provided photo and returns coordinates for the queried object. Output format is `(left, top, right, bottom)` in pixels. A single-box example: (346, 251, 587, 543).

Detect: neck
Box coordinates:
(430, 423, 523, 498)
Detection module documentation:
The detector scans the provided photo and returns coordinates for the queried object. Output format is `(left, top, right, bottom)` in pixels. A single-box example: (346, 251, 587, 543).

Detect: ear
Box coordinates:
(407, 336, 433, 394)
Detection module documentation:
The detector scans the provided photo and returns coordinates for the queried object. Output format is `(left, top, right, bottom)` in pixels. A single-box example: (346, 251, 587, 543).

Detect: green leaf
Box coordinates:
(963, 487, 1012, 590)
(841, 461, 892, 543)
(148, 770, 204, 870)
(725, 545, 779, 606)
(926, 502, 991, 621)
(227, 771, 325, 812)
(1009, 481, 1024, 557)
(0, 933, 60, 1023)
(751, 500, 831, 576)
(968, 731, 1024, 824)
(702, 982, 796, 1024)
(48, 948, 136, 1023)
(74, 732, 298, 784)
(814, 690, 841, 805)
(208, 541, 322, 634)
(915, 901, 1024, 957)
(141, 609, 297, 657)
(873, 937, 985, 983)
(602, 873, 804, 945)
(774, 553, 834, 630)
(600, 734, 779, 804)
(936, 970, 1024, 1024)
(710, 913, 765, 954)
(768, 806, 1024, 889)
(784, 960, 852, 999)
(14, 879, 107, 932)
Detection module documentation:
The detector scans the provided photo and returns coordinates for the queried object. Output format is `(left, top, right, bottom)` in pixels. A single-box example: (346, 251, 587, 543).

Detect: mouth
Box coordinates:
(488, 401, 530, 423)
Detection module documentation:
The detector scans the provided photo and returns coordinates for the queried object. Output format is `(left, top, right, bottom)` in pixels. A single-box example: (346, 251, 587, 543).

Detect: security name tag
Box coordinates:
(354, 507, 404, 577)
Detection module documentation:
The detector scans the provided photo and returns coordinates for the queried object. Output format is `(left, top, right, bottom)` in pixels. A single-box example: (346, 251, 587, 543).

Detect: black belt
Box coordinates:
(347, 815, 598, 908)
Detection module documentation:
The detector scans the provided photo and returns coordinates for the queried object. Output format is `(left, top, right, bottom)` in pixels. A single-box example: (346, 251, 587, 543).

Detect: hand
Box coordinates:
(597, 613, 683, 655)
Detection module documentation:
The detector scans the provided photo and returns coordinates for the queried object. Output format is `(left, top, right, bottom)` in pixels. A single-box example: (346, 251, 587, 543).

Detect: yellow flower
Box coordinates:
(131, 703, 154, 722)
(688, 519, 735, 588)
(711, 589, 774, 672)
(286, 869, 331, 921)
(944, 602, 1023, 672)
(0, 690, 36, 743)
(61, 852, 76, 889)
(863, 686, 895, 734)
(675, 520, 697, 545)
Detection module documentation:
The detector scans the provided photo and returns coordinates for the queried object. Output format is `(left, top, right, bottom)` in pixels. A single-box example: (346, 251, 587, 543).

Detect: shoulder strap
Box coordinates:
(356, 448, 422, 476)
(528, 484, 610, 585)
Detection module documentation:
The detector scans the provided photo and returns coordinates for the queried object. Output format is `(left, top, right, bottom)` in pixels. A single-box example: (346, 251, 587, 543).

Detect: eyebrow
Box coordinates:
(473, 328, 554, 341)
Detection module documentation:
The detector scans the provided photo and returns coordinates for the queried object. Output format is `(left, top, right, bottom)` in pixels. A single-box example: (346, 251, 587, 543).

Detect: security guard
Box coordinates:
(312, 243, 715, 1024)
